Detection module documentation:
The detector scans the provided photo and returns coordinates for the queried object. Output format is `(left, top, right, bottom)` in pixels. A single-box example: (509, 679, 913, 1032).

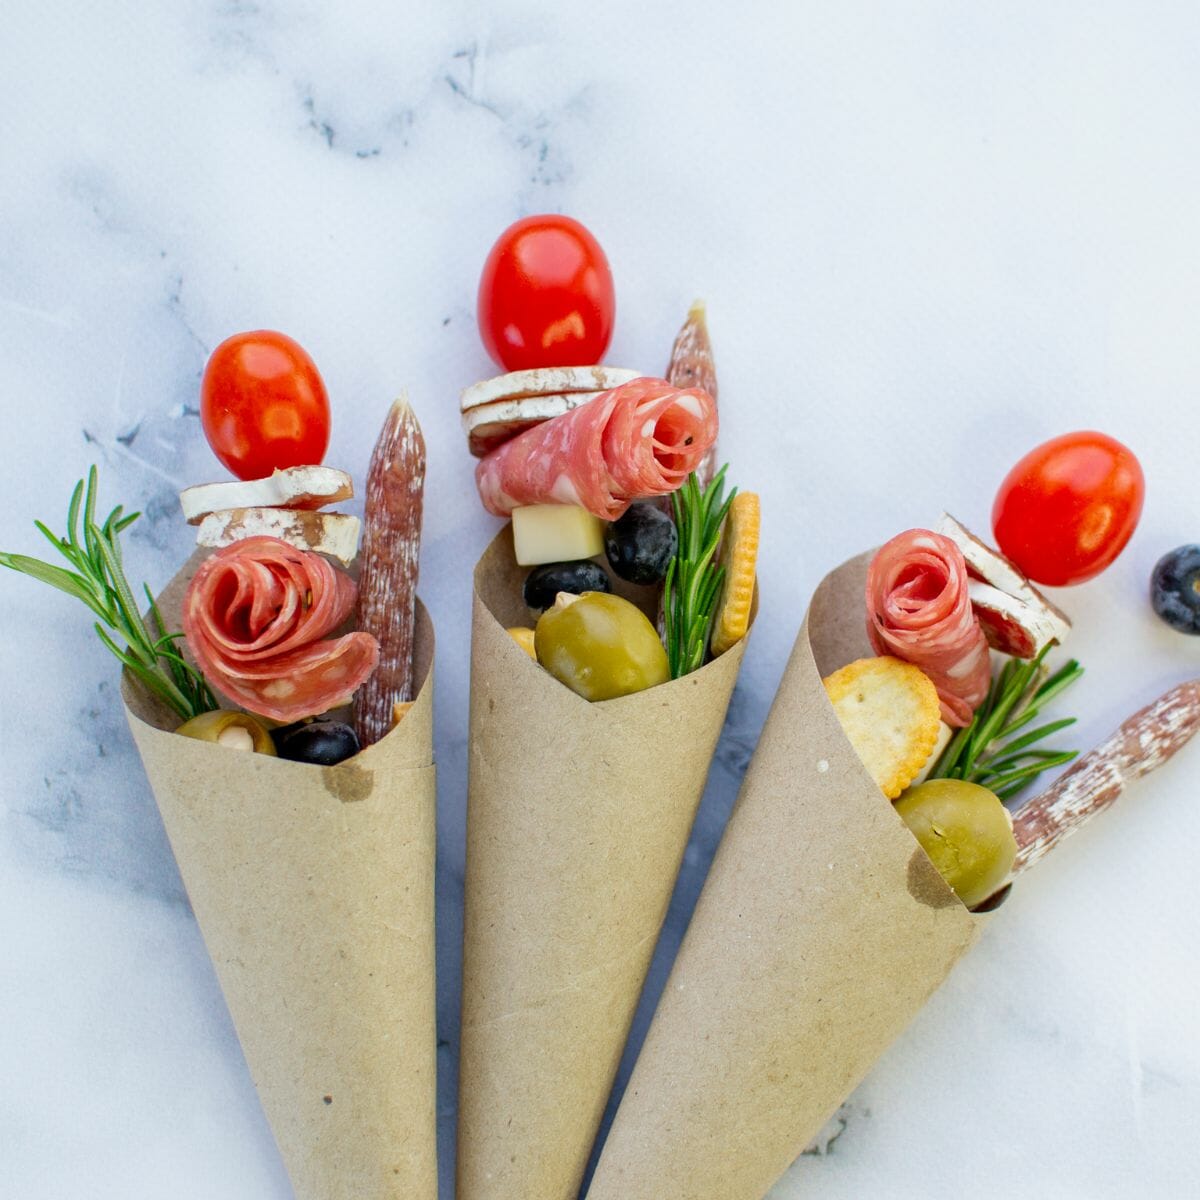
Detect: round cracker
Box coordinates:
(822, 656, 942, 799)
(460, 366, 641, 413)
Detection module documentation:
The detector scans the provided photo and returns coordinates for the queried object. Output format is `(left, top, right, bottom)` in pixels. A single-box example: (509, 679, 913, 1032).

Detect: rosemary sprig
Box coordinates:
(0, 466, 217, 721)
(929, 643, 1083, 800)
(663, 465, 736, 678)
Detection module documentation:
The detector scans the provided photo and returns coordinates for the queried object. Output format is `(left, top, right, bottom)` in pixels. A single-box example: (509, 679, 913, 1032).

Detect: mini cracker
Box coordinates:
(710, 491, 760, 657)
(823, 656, 942, 799)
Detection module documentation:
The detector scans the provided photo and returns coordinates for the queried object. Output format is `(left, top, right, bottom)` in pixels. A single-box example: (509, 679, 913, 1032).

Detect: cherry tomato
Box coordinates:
(477, 215, 615, 371)
(992, 431, 1145, 586)
(200, 331, 330, 480)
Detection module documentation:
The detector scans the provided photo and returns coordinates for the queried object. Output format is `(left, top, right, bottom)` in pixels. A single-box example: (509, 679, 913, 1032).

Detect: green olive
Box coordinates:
(176, 710, 277, 755)
(894, 779, 1016, 910)
(535, 591, 670, 702)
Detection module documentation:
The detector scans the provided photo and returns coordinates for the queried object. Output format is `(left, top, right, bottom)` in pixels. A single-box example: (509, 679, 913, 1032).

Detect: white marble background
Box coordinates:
(2, 2, 1199, 1197)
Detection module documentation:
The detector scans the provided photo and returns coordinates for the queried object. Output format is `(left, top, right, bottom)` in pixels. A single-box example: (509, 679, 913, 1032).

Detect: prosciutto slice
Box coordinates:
(865, 530, 992, 727)
(183, 536, 379, 722)
(474, 376, 718, 520)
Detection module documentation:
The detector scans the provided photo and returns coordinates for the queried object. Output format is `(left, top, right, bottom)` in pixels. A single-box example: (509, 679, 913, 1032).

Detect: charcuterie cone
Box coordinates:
(120, 553, 437, 1200)
(587, 550, 981, 1200)
(457, 526, 750, 1200)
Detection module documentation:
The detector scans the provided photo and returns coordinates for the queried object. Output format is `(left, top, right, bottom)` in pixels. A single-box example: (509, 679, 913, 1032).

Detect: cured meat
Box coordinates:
(1012, 678, 1200, 874)
(866, 530, 992, 727)
(353, 397, 426, 748)
(183, 536, 379, 723)
(665, 301, 719, 487)
(474, 377, 717, 520)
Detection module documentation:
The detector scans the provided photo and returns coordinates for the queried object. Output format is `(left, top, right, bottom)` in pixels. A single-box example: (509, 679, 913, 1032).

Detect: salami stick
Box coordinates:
(353, 396, 426, 747)
(657, 302, 722, 636)
(666, 300, 718, 486)
(1012, 679, 1200, 874)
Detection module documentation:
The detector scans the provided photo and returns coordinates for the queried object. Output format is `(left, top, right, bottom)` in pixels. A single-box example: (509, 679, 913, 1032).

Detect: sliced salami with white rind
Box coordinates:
(463, 392, 602, 458)
(938, 512, 1071, 650)
(196, 508, 361, 566)
(179, 465, 353, 525)
(967, 580, 1065, 659)
(460, 366, 640, 413)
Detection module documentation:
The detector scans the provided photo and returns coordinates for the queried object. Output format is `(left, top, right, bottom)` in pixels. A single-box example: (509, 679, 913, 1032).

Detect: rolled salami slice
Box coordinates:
(183, 536, 379, 722)
(473, 376, 718, 520)
(866, 530, 991, 727)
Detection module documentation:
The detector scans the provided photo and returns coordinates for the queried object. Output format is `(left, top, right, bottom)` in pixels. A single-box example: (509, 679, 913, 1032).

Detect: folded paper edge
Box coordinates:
(584, 548, 981, 1200)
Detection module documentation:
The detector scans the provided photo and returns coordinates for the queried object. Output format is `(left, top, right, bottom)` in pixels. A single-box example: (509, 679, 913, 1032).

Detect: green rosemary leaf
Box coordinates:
(33, 519, 71, 562)
(662, 466, 736, 679)
(977, 715, 1077, 765)
(975, 751, 1079, 794)
(1, 467, 216, 722)
(66, 477, 84, 549)
(0, 552, 108, 617)
(929, 644, 1082, 799)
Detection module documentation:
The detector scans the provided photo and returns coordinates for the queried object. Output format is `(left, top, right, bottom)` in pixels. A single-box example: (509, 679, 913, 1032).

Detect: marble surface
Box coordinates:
(2, 3, 1199, 1197)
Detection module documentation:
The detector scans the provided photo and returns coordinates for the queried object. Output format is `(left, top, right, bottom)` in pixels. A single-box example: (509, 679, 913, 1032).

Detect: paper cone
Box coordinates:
(121, 553, 438, 1200)
(456, 526, 751, 1200)
(587, 550, 982, 1200)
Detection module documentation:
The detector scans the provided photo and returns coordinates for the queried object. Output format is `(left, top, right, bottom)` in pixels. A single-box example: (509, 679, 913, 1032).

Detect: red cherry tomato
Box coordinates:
(200, 331, 330, 480)
(992, 431, 1145, 586)
(477, 215, 615, 371)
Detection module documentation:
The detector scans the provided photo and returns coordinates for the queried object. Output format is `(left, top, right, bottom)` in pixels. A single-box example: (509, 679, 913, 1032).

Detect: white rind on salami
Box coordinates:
(866, 530, 992, 727)
(938, 512, 1071, 651)
(179, 466, 353, 525)
(474, 377, 719, 521)
(182, 536, 379, 722)
(195, 508, 361, 565)
(462, 392, 603, 458)
(967, 580, 1063, 659)
(459, 366, 640, 413)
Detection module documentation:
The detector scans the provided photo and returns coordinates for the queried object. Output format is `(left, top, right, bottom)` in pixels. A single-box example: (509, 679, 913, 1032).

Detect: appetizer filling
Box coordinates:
(464, 219, 759, 703)
(2, 331, 428, 766)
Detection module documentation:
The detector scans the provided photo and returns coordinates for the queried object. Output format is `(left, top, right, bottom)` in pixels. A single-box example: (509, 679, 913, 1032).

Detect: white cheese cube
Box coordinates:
(911, 721, 955, 786)
(511, 504, 605, 566)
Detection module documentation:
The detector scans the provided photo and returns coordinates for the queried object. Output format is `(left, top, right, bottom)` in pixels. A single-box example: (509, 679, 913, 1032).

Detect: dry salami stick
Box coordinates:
(353, 396, 426, 747)
(658, 302, 723, 637)
(665, 300, 718, 487)
(1012, 678, 1200, 874)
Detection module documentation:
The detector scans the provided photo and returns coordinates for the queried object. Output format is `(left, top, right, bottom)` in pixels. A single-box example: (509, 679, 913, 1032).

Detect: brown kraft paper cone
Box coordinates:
(587, 550, 982, 1200)
(120, 552, 438, 1200)
(457, 525, 752, 1200)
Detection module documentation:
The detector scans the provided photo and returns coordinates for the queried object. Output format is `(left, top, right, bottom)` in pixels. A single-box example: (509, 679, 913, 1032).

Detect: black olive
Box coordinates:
(605, 502, 678, 585)
(523, 560, 612, 611)
(1151, 545, 1200, 635)
(272, 719, 361, 766)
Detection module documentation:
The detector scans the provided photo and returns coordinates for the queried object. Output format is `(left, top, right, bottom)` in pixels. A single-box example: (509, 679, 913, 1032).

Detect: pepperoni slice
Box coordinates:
(473, 377, 718, 520)
(865, 530, 992, 727)
(183, 536, 379, 722)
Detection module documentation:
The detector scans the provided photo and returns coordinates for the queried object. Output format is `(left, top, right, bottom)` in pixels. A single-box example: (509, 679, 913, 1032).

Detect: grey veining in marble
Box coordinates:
(2, 3, 1199, 1198)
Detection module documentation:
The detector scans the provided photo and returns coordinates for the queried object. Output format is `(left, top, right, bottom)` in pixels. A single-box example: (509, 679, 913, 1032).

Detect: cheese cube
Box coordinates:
(512, 504, 605, 566)
(911, 721, 954, 786)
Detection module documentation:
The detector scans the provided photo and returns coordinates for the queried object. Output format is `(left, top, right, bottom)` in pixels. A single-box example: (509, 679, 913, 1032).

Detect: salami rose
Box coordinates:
(866, 530, 991, 727)
(474, 376, 718, 520)
(183, 536, 379, 722)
